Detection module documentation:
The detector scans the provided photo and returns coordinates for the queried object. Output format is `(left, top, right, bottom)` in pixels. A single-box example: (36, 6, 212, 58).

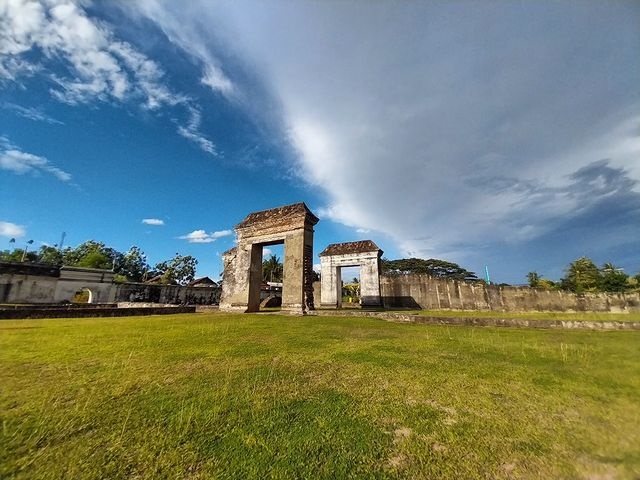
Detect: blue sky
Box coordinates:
(1, 0, 639, 284)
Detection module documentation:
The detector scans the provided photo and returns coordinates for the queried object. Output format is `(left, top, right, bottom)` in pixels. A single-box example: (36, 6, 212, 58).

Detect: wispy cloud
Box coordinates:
(123, 0, 235, 98)
(0, 136, 71, 182)
(142, 218, 164, 226)
(176, 106, 216, 156)
(179, 229, 232, 243)
(201, 64, 234, 96)
(0, 221, 25, 238)
(129, 1, 640, 280)
(2, 102, 64, 124)
(1, 0, 216, 156)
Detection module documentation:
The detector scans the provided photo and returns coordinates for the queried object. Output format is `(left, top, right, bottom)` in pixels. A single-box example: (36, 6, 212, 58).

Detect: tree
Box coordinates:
(118, 246, 149, 282)
(599, 262, 629, 292)
(262, 254, 283, 282)
(561, 257, 601, 293)
(537, 279, 558, 290)
(0, 248, 38, 262)
(381, 258, 478, 281)
(38, 245, 63, 266)
(154, 254, 197, 285)
(62, 241, 113, 267)
(527, 271, 540, 288)
(76, 250, 111, 269)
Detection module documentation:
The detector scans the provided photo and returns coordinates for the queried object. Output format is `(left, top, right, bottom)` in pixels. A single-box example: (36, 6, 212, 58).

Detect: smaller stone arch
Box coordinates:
(319, 240, 383, 308)
(72, 287, 94, 304)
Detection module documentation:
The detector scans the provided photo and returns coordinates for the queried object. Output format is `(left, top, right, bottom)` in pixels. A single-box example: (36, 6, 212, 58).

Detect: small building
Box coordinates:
(187, 276, 218, 288)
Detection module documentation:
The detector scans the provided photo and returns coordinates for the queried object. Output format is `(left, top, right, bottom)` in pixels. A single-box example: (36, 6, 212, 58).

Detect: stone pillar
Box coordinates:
(303, 232, 315, 310)
(360, 257, 382, 306)
(219, 246, 252, 311)
(320, 259, 339, 308)
(282, 231, 306, 314)
(246, 244, 263, 312)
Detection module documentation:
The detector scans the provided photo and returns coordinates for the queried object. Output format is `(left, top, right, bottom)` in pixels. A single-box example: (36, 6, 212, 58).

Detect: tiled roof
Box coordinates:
(319, 240, 382, 256)
(236, 202, 319, 229)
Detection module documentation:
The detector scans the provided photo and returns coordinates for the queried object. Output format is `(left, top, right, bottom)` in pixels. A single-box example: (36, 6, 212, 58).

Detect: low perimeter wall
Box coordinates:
(380, 275, 640, 313)
(0, 306, 196, 319)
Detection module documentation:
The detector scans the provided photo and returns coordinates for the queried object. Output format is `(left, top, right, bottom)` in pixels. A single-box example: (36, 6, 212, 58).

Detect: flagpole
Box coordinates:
(21, 240, 34, 262)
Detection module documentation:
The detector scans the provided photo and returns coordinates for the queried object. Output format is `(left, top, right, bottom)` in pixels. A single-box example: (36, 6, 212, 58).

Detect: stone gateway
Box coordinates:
(219, 203, 318, 314)
(319, 240, 383, 308)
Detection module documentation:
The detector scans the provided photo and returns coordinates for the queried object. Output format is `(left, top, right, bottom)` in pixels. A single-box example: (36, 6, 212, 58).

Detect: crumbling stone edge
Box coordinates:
(313, 310, 640, 330)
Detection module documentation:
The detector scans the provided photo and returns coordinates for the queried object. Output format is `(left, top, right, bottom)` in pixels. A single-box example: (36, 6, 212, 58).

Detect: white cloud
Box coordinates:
(210, 229, 232, 239)
(262, 248, 273, 257)
(151, 1, 637, 264)
(180, 230, 213, 243)
(0, 0, 178, 107)
(142, 218, 164, 226)
(0, 221, 26, 238)
(201, 64, 234, 95)
(0, 136, 71, 182)
(123, 0, 235, 98)
(2, 102, 64, 124)
(179, 228, 232, 243)
(0, 0, 216, 156)
(176, 106, 216, 156)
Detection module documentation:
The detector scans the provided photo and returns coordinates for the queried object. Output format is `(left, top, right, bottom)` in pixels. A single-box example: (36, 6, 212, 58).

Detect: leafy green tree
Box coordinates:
(561, 257, 601, 293)
(61, 241, 126, 272)
(62, 241, 108, 266)
(527, 271, 540, 288)
(537, 279, 558, 290)
(0, 248, 38, 262)
(118, 246, 149, 282)
(154, 254, 197, 285)
(599, 262, 629, 292)
(38, 245, 64, 266)
(76, 251, 112, 269)
(381, 258, 478, 281)
(262, 254, 283, 282)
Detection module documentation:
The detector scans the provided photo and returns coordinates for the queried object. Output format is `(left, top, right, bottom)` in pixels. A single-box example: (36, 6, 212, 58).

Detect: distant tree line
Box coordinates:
(0, 241, 197, 285)
(379, 256, 639, 294)
(528, 257, 639, 294)
(381, 258, 479, 282)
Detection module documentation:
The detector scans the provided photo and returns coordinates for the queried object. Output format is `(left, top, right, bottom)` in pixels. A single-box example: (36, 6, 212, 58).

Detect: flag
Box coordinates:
(9, 238, 15, 243)
(27, 240, 34, 244)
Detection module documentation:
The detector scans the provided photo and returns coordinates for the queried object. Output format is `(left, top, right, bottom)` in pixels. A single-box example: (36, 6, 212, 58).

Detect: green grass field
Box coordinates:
(1, 313, 639, 479)
(410, 309, 640, 322)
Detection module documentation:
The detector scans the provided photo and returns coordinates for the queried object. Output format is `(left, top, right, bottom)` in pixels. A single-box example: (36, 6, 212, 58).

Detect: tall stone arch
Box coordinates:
(319, 240, 383, 308)
(219, 203, 318, 314)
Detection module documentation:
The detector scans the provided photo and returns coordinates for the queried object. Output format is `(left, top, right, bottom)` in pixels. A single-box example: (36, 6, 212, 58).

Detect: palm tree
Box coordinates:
(262, 254, 283, 282)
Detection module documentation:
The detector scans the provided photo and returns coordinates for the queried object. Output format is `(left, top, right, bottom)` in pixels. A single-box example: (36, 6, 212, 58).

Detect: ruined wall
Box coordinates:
(0, 273, 58, 303)
(0, 264, 115, 304)
(0, 262, 219, 305)
(380, 275, 640, 313)
(114, 283, 221, 305)
(55, 267, 116, 304)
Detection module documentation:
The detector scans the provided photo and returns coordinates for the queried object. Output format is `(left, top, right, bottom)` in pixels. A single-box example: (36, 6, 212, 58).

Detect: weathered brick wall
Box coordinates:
(114, 283, 221, 305)
(380, 275, 640, 313)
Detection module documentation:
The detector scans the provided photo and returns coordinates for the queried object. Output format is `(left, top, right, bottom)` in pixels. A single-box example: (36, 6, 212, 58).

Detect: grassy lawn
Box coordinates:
(1, 313, 639, 479)
(407, 309, 640, 322)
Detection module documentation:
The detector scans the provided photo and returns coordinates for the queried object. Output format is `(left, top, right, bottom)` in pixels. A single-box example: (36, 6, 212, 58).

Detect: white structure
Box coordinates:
(319, 240, 383, 308)
(0, 263, 115, 304)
